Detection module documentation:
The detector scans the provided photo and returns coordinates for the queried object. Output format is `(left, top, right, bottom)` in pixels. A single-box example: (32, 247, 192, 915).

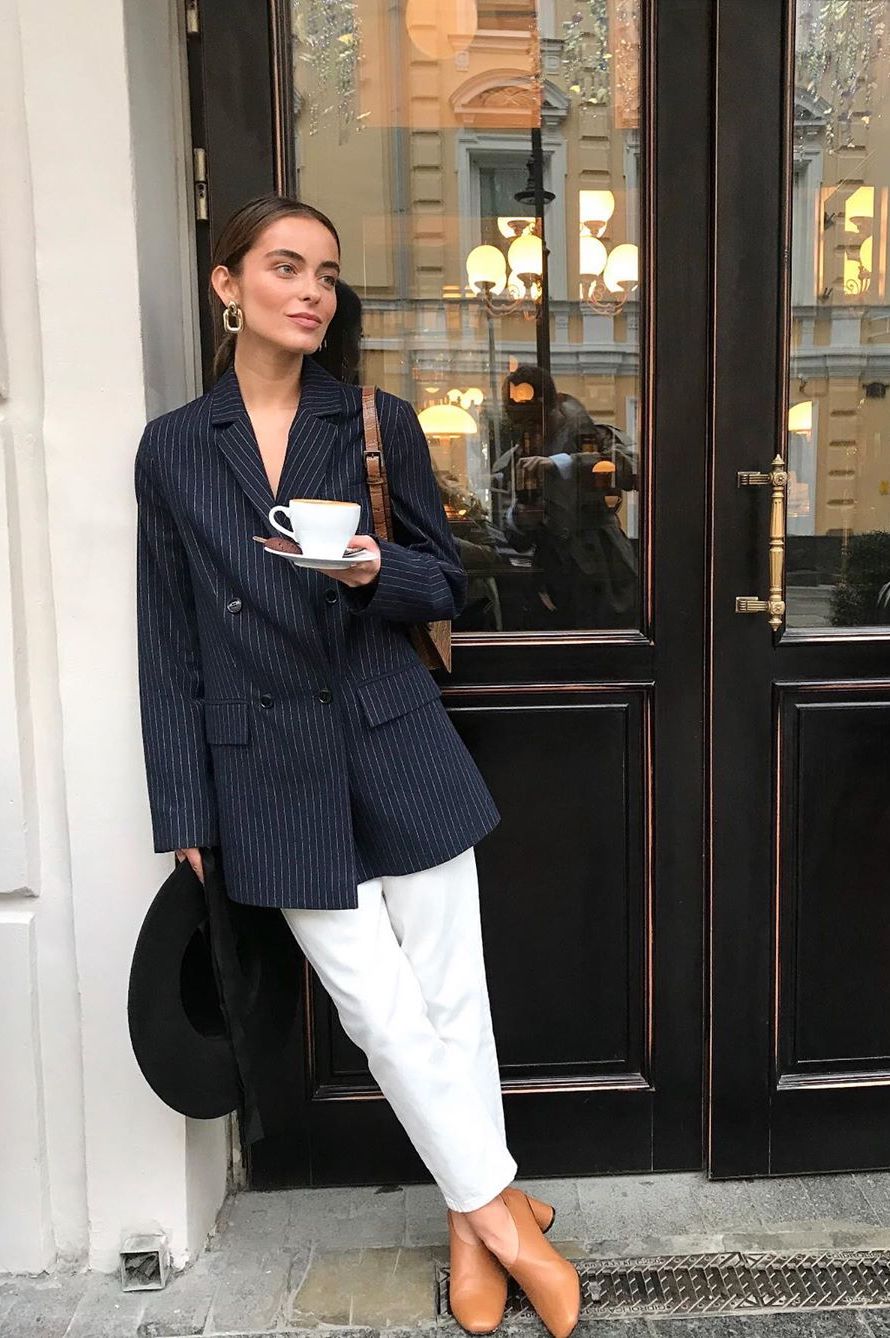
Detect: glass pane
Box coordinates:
(788, 0, 890, 629)
(289, 0, 643, 632)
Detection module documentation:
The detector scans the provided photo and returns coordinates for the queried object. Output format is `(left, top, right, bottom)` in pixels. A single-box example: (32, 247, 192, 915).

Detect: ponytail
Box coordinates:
(211, 331, 237, 383)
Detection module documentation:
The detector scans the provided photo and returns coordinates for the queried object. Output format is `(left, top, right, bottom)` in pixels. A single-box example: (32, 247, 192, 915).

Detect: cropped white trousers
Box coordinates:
(280, 845, 518, 1211)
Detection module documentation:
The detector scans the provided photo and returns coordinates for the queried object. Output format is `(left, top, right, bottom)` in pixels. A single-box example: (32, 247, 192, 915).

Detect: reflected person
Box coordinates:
(500, 365, 638, 629)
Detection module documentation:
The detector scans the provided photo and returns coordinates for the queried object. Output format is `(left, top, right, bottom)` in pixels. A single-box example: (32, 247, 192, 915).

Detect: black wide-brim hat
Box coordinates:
(127, 846, 303, 1139)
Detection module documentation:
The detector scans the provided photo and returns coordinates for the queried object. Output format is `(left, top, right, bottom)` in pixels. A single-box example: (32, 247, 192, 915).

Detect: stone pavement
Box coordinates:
(7, 1171, 890, 1336)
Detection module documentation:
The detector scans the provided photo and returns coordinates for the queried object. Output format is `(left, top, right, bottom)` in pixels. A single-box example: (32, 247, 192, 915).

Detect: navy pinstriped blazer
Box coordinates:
(134, 355, 501, 909)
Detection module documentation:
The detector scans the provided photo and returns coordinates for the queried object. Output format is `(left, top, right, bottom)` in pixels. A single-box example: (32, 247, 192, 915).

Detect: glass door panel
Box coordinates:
(289, 0, 643, 632)
(787, 0, 890, 629)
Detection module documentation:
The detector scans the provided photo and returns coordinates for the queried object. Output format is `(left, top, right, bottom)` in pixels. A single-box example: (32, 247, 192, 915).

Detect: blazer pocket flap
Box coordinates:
(204, 700, 250, 746)
(355, 665, 443, 728)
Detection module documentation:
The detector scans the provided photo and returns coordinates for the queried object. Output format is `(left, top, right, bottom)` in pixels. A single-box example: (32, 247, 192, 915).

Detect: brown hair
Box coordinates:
(208, 193, 341, 382)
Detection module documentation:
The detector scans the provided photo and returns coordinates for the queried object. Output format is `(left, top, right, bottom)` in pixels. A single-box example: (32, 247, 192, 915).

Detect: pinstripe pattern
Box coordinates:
(134, 355, 501, 909)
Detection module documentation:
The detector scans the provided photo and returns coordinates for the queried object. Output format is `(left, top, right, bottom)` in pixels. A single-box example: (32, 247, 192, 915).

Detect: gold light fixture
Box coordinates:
(787, 400, 813, 433)
(418, 401, 478, 436)
(580, 237, 639, 314)
(497, 215, 535, 239)
(465, 232, 542, 320)
(578, 187, 639, 314)
(466, 244, 508, 295)
(579, 190, 616, 238)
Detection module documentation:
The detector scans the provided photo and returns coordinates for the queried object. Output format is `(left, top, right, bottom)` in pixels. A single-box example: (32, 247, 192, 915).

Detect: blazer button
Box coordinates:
(316, 687, 333, 704)
(227, 598, 242, 614)
(324, 588, 338, 605)
(259, 692, 274, 708)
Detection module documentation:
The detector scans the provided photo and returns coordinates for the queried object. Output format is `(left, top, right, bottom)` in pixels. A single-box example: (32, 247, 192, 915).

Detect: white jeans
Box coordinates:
(280, 845, 518, 1211)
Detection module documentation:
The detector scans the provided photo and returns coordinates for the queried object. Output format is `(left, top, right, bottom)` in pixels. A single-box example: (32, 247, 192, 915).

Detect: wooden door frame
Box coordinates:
(709, 0, 890, 1177)
(184, 0, 713, 1187)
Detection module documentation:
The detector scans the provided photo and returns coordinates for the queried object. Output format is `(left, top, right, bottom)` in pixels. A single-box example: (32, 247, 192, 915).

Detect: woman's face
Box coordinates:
(213, 214, 339, 356)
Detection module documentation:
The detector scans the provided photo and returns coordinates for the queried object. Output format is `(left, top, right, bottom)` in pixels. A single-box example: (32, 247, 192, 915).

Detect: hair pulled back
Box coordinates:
(208, 193, 341, 382)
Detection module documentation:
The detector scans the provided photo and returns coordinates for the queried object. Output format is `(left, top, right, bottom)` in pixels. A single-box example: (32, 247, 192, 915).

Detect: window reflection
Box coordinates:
(291, 0, 643, 632)
(788, 0, 890, 628)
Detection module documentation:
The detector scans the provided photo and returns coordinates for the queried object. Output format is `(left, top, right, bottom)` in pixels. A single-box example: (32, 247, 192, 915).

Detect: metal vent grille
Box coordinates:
(437, 1250, 890, 1319)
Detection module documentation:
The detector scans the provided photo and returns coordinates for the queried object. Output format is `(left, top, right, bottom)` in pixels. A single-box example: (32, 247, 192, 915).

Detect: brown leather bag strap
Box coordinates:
(361, 386, 394, 539)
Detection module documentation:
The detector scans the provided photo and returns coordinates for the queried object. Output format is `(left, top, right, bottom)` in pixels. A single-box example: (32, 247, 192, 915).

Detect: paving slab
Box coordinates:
(800, 1176, 879, 1227)
(288, 1185, 408, 1250)
(64, 1272, 148, 1337)
(0, 1271, 90, 1338)
(203, 1245, 294, 1333)
(134, 1264, 218, 1337)
(645, 1317, 875, 1337)
(578, 1174, 711, 1243)
(864, 1313, 890, 1335)
(854, 1176, 890, 1229)
(405, 1184, 451, 1246)
(284, 1246, 442, 1328)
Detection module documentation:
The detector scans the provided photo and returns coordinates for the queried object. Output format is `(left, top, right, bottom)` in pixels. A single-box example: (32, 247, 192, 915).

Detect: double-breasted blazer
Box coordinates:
(134, 355, 501, 909)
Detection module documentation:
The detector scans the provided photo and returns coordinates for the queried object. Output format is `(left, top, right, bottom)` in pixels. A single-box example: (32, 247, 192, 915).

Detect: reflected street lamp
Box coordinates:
(465, 238, 542, 320)
(579, 237, 639, 315)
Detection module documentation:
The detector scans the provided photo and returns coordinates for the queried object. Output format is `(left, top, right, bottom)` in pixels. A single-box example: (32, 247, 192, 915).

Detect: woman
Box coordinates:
(134, 193, 581, 1338)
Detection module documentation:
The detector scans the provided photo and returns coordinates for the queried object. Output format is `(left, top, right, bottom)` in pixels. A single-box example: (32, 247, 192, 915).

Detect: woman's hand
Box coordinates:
(175, 847, 205, 884)
(321, 534, 381, 587)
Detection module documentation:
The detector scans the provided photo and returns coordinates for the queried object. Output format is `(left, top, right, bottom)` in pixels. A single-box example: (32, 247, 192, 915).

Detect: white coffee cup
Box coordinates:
(268, 498, 361, 559)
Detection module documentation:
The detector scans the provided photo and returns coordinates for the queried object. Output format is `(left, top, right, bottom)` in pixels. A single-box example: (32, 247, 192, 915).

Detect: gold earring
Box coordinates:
(223, 301, 244, 334)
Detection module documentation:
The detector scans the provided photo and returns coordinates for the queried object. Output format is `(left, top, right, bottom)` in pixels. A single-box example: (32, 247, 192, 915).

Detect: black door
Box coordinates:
(710, 0, 890, 1176)
(186, 0, 712, 1190)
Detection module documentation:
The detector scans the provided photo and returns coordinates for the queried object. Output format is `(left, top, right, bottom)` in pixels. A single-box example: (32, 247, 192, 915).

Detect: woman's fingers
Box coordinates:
(175, 847, 205, 885)
(324, 535, 381, 587)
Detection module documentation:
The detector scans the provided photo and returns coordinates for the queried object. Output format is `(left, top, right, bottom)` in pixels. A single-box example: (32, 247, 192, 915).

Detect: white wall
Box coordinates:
(0, 0, 227, 1274)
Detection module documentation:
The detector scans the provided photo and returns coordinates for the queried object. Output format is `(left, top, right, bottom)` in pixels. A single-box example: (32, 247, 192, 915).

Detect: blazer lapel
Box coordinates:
(210, 358, 345, 530)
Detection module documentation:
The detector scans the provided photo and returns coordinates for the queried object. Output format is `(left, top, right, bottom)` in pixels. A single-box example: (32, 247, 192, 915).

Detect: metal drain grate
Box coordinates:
(436, 1250, 890, 1319)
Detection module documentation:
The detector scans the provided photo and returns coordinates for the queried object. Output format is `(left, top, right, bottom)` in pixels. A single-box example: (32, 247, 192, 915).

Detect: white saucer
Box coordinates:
(265, 546, 374, 571)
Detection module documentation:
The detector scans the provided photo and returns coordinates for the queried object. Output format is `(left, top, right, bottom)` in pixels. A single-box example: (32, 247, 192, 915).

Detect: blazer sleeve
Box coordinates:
(134, 426, 218, 852)
(341, 393, 468, 622)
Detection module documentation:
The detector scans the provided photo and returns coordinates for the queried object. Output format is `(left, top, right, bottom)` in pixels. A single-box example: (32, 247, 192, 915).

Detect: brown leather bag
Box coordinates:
(361, 386, 452, 673)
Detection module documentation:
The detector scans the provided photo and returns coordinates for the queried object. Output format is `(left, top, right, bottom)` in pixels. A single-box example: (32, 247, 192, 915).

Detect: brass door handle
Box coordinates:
(735, 453, 788, 632)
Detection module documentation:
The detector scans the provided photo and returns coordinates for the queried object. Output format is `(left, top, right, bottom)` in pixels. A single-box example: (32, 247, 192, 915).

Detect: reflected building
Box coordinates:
(291, 0, 643, 633)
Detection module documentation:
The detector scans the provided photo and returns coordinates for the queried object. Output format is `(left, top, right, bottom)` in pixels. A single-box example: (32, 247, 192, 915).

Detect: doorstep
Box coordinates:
(7, 1173, 890, 1336)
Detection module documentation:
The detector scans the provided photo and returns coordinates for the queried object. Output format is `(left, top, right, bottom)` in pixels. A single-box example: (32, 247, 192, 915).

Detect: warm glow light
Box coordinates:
(788, 400, 813, 433)
(405, 0, 477, 58)
(461, 387, 485, 407)
(579, 190, 616, 236)
(603, 242, 639, 292)
(466, 244, 507, 293)
(579, 234, 608, 277)
(418, 403, 478, 435)
(845, 185, 875, 233)
(507, 230, 543, 278)
(497, 215, 535, 239)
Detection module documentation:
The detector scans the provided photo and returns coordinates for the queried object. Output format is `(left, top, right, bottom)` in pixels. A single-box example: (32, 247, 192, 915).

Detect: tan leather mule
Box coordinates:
(447, 1208, 508, 1334)
(446, 1193, 557, 1335)
(494, 1187, 581, 1338)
